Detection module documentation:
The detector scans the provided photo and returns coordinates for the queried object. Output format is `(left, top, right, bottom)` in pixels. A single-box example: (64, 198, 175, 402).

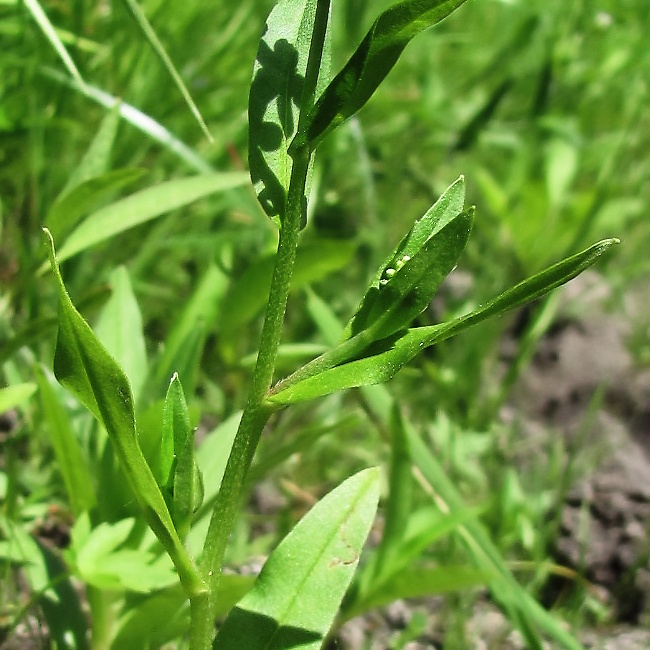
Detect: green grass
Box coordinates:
(1, 0, 648, 648)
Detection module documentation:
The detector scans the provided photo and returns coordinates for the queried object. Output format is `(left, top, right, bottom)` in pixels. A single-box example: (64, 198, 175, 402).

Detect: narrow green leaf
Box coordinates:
(95, 267, 148, 403)
(299, 0, 468, 148)
(163, 374, 200, 540)
(213, 468, 380, 650)
(146, 263, 229, 401)
(23, 0, 86, 89)
(47, 168, 145, 242)
(43, 229, 201, 595)
(60, 103, 122, 196)
(34, 365, 96, 515)
(119, 0, 212, 142)
(350, 209, 473, 340)
(41, 68, 213, 174)
(53, 173, 248, 264)
(269, 239, 618, 404)
(248, 0, 331, 219)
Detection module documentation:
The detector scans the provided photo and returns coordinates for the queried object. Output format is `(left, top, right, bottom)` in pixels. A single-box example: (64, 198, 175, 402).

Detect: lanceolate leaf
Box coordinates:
(349, 208, 473, 340)
(298, 0, 468, 149)
(52, 172, 248, 264)
(43, 229, 200, 593)
(269, 239, 618, 405)
(248, 0, 331, 220)
(213, 468, 380, 650)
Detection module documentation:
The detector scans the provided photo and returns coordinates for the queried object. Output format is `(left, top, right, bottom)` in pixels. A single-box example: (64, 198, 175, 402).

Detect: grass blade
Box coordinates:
(23, 0, 86, 89)
(51, 172, 248, 264)
(119, 0, 212, 142)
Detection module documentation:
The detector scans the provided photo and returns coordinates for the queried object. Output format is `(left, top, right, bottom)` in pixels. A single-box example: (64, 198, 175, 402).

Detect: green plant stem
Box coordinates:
(191, 153, 309, 650)
(189, 5, 331, 647)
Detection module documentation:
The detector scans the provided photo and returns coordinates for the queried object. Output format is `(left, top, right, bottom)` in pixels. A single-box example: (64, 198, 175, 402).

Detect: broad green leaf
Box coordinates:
(298, 0, 468, 148)
(70, 517, 177, 593)
(0, 382, 36, 412)
(52, 172, 248, 264)
(34, 365, 96, 515)
(269, 239, 618, 404)
(119, 0, 212, 141)
(43, 229, 199, 592)
(213, 468, 380, 650)
(248, 0, 331, 220)
(95, 266, 148, 403)
(47, 168, 145, 241)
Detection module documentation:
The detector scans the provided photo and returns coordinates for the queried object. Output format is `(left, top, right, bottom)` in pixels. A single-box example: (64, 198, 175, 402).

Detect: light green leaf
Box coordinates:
(248, 0, 331, 220)
(0, 382, 36, 412)
(34, 365, 96, 515)
(52, 172, 248, 264)
(269, 239, 618, 404)
(47, 168, 145, 242)
(43, 229, 200, 594)
(95, 266, 148, 403)
(146, 263, 229, 401)
(60, 103, 122, 196)
(213, 468, 380, 650)
(72, 517, 177, 593)
(299, 0, 468, 148)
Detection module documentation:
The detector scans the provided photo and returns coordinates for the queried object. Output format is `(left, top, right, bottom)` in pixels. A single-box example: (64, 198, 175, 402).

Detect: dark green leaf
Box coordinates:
(349, 208, 473, 340)
(299, 0, 468, 148)
(43, 229, 198, 589)
(248, 0, 331, 220)
(269, 239, 618, 404)
(213, 468, 380, 650)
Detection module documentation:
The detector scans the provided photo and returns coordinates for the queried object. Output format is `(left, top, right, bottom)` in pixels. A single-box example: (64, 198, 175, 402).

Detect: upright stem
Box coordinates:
(190, 4, 331, 646)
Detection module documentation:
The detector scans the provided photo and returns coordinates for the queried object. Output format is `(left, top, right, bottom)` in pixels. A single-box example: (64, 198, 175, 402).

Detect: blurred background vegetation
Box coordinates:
(1, 0, 649, 645)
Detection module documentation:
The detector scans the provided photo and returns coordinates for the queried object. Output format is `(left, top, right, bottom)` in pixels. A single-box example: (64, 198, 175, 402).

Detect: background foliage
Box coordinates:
(1, 0, 648, 647)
